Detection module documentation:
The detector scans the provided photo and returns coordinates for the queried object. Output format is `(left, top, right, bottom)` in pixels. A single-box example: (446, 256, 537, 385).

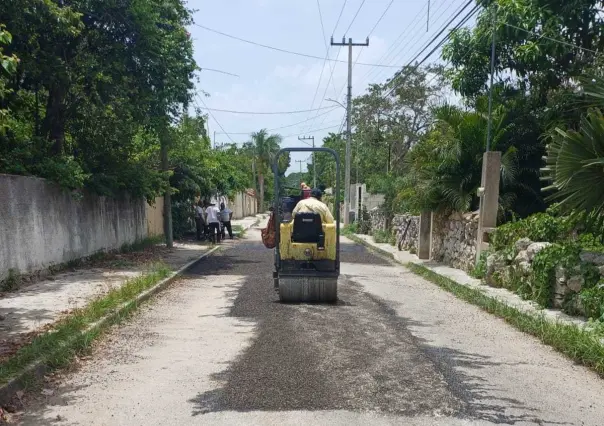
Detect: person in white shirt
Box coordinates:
(205, 202, 221, 243)
(220, 202, 234, 239)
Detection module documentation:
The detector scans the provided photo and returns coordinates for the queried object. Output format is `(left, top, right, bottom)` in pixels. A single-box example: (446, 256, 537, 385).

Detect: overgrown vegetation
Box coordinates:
(488, 207, 604, 319)
(0, 262, 171, 385)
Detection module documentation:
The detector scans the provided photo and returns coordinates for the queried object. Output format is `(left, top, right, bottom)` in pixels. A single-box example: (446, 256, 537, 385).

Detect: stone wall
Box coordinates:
(0, 174, 151, 280)
(369, 207, 387, 233)
(392, 214, 419, 253)
(486, 238, 604, 312)
(430, 211, 479, 272)
(366, 209, 478, 272)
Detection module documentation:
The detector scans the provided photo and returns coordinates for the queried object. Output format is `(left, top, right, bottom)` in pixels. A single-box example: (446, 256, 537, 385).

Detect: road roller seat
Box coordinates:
(292, 212, 324, 246)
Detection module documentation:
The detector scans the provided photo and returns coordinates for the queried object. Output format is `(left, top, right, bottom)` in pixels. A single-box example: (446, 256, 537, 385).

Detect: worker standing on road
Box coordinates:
(220, 202, 234, 239)
(205, 201, 221, 243)
(293, 188, 334, 224)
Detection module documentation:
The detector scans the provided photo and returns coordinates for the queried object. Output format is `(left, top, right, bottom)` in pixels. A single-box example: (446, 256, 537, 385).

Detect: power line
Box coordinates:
(332, 0, 348, 36)
(368, 0, 395, 37)
(503, 22, 599, 55)
(314, 0, 396, 131)
(357, 0, 433, 85)
(304, 0, 340, 135)
(215, 108, 340, 135)
(197, 105, 336, 115)
(343, 0, 366, 36)
(368, 0, 463, 85)
(195, 94, 236, 144)
(384, 0, 478, 98)
(194, 23, 402, 68)
(199, 67, 240, 77)
(280, 123, 343, 139)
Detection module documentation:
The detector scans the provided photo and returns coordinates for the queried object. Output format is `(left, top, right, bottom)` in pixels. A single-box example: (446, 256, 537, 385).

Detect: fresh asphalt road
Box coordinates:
(21, 224, 604, 425)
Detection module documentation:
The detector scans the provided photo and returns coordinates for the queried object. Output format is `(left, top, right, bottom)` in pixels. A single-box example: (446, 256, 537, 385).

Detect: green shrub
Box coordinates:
(357, 207, 371, 234)
(470, 251, 488, 279)
(342, 222, 358, 236)
(491, 212, 573, 251)
(372, 229, 391, 244)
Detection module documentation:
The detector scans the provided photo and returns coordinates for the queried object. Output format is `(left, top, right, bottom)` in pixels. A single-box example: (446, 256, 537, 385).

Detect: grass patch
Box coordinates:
(342, 223, 358, 237)
(119, 235, 165, 254)
(0, 263, 171, 386)
(0, 269, 22, 292)
(372, 229, 392, 244)
(232, 224, 246, 238)
(406, 262, 604, 377)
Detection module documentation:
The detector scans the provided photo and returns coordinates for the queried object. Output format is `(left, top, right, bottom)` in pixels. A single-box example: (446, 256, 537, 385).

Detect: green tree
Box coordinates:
(0, 25, 18, 135)
(398, 103, 519, 214)
(249, 129, 284, 210)
(0, 0, 196, 200)
(352, 65, 444, 179)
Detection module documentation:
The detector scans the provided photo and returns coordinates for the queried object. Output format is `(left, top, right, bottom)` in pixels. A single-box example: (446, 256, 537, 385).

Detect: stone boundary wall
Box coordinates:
(392, 214, 420, 253)
(370, 211, 478, 272)
(430, 211, 479, 272)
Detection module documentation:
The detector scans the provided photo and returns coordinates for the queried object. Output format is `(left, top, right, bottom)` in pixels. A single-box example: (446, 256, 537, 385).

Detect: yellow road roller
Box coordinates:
(271, 147, 341, 303)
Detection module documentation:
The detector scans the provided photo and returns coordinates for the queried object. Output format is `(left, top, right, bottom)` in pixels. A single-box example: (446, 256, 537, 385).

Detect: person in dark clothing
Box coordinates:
(220, 202, 234, 239)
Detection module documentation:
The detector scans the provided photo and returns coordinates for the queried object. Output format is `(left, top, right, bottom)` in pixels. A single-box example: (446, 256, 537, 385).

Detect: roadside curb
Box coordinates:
(0, 218, 259, 406)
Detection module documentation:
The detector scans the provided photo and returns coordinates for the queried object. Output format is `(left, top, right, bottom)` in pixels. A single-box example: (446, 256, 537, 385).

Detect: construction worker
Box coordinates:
(293, 188, 334, 224)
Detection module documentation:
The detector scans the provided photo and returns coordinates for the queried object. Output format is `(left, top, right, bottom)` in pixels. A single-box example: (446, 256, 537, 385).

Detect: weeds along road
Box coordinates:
(21, 223, 604, 425)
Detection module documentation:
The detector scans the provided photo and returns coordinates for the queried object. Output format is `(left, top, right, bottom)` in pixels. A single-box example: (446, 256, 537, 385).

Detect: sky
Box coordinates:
(187, 0, 473, 175)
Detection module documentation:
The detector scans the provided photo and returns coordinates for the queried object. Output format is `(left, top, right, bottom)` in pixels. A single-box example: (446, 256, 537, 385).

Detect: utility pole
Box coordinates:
(330, 36, 369, 225)
(295, 159, 304, 178)
(213, 131, 216, 149)
(486, 3, 497, 152)
(160, 128, 173, 248)
(298, 136, 316, 187)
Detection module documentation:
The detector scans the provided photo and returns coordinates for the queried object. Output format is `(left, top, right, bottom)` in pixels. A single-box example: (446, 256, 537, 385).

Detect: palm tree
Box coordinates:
(249, 129, 282, 211)
(542, 108, 604, 218)
(403, 104, 519, 213)
(541, 77, 604, 229)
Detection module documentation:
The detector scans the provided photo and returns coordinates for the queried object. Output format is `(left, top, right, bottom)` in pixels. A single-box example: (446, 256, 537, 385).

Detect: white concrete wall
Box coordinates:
(228, 190, 257, 220)
(0, 174, 148, 280)
(350, 183, 385, 214)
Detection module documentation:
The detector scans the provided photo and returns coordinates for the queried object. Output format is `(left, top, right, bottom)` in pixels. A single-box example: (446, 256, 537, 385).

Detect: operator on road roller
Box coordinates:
(292, 188, 334, 224)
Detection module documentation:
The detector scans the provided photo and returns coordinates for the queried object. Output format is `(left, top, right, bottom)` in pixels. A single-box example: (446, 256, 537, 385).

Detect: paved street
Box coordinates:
(20, 223, 604, 425)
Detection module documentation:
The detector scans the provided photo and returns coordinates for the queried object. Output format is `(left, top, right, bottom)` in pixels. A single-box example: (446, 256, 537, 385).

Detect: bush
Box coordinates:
(580, 282, 604, 321)
(172, 201, 194, 239)
(491, 212, 573, 251)
(372, 229, 391, 244)
(357, 206, 371, 234)
(470, 251, 488, 279)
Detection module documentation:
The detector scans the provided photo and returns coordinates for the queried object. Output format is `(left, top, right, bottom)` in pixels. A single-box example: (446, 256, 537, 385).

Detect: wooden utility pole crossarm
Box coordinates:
(330, 36, 369, 226)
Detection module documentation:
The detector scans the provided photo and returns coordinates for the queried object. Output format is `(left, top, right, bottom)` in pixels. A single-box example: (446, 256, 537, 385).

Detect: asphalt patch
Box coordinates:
(187, 238, 465, 417)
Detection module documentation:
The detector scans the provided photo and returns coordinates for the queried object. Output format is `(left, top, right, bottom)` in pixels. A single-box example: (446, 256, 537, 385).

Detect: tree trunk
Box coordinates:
(160, 134, 173, 248)
(43, 84, 67, 155)
(258, 173, 265, 213)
